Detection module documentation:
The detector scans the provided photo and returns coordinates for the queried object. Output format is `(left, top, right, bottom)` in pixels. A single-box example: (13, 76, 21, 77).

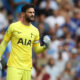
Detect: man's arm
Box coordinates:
(0, 23, 13, 58)
(0, 40, 8, 58)
(33, 28, 50, 54)
(33, 43, 46, 54)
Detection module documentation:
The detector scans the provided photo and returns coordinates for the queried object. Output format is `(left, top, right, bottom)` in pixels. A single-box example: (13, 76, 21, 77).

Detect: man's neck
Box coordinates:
(21, 19, 31, 26)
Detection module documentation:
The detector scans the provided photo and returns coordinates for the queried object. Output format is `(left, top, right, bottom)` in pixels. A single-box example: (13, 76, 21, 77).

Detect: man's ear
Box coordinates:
(21, 12, 25, 18)
(19, 12, 25, 21)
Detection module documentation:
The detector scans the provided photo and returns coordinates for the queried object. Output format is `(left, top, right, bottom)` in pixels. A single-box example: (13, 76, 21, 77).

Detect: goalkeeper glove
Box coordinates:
(43, 35, 51, 48)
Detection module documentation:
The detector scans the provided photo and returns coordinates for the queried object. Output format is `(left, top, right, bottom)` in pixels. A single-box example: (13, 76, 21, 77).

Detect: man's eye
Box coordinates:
(29, 12, 35, 13)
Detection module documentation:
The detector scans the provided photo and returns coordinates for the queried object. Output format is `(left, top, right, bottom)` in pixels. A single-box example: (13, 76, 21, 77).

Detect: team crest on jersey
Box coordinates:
(31, 33, 33, 38)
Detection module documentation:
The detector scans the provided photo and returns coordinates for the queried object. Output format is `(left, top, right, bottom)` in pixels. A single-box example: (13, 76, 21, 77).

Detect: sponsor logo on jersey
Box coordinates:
(17, 38, 31, 46)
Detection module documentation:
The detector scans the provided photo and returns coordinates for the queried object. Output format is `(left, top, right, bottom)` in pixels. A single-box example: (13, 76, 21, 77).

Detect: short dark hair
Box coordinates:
(21, 4, 34, 12)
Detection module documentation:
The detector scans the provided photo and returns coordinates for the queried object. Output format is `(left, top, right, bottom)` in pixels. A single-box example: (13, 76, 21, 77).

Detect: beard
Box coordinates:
(25, 16, 34, 22)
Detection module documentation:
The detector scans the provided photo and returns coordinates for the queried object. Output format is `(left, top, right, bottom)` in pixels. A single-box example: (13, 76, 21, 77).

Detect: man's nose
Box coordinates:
(31, 12, 34, 15)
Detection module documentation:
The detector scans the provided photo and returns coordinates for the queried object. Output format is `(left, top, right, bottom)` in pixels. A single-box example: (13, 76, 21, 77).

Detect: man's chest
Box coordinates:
(12, 27, 35, 46)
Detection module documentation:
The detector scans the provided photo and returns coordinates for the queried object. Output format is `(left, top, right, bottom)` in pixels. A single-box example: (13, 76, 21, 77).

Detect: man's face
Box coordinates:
(25, 8, 35, 22)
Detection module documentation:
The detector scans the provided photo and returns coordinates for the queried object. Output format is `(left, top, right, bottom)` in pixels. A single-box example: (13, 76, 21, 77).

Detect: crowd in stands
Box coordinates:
(0, 0, 80, 80)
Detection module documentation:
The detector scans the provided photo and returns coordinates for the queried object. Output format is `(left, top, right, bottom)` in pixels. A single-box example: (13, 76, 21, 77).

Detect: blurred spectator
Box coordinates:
(55, 50, 68, 74)
(39, 0, 59, 17)
(61, 15, 78, 37)
(56, 29, 64, 38)
(71, 8, 80, 28)
(65, 33, 76, 50)
(57, 0, 74, 18)
(33, 13, 50, 37)
(39, 7, 52, 17)
(57, 0, 74, 5)
(37, 50, 49, 67)
(58, 62, 76, 80)
(45, 9, 65, 29)
(39, 0, 59, 10)
(62, 26, 70, 38)
(48, 34, 61, 55)
(2, 0, 17, 19)
(52, 41, 70, 62)
(76, 63, 80, 80)
(45, 58, 60, 80)
(77, 0, 80, 8)
(0, 7, 9, 31)
(76, 47, 80, 63)
(69, 48, 79, 72)
(36, 65, 50, 80)
(74, 0, 80, 8)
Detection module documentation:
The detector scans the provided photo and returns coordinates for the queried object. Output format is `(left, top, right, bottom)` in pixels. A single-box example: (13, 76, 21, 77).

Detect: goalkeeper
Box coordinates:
(0, 4, 50, 80)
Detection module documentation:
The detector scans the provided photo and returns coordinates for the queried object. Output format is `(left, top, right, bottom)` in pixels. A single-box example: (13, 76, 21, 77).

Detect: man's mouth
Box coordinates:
(31, 16, 34, 18)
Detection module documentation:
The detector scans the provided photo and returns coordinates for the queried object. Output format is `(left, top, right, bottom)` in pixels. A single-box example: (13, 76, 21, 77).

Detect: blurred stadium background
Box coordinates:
(0, 0, 80, 80)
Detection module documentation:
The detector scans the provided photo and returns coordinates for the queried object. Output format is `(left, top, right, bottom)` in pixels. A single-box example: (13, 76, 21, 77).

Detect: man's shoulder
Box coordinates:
(10, 21, 20, 26)
(9, 21, 21, 30)
(31, 24, 39, 31)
